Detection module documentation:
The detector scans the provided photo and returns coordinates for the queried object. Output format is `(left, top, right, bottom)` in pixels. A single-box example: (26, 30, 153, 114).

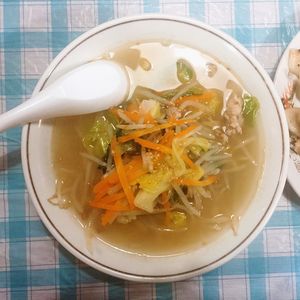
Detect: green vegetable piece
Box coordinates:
(82, 112, 117, 158)
(176, 59, 195, 83)
(243, 95, 260, 125)
(185, 84, 204, 96)
(170, 211, 187, 227)
(159, 88, 177, 100)
(103, 110, 119, 131)
(159, 82, 204, 100)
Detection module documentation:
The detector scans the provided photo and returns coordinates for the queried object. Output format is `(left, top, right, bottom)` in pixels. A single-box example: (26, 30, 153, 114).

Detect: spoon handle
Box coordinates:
(0, 89, 57, 132)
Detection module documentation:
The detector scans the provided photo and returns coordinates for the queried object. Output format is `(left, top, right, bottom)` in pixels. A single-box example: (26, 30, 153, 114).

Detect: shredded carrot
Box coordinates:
(175, 124, 198, 139)
(93, 156, 142, 194)
(161, 192, 171, 225)
(92, 179, 113, 196)
(125, 156, 144, 171)
(107, 183, 123, 195)
(93, 170, 120, 194)
(118, 119, 196, 143)
(101, 210, 118, 226)
(181, 153, 198, 170)
(160, 129, 175, 147)
(175, 91, 217, 106)
(91, 192, 126, 205)
(174, 176, 217, 187)
(92, 175, 141, 205)
(135, 138, 173, 154)
(111, 137, 135, 208)
(91, 160, 146, 206)
(166, 133, 175, 147)
(123, 110, 140, 122)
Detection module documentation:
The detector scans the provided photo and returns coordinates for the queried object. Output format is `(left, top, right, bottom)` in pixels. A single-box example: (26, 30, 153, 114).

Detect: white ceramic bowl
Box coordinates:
(21, 15, 289, 282)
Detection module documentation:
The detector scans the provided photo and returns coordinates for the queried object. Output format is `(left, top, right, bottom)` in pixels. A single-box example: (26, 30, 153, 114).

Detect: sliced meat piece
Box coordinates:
(223, 93, 244, 135)
(166, 106, 182, 119)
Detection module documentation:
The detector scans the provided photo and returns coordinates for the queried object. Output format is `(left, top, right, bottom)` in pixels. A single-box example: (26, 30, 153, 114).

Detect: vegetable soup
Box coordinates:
(51, 42, 264, 255)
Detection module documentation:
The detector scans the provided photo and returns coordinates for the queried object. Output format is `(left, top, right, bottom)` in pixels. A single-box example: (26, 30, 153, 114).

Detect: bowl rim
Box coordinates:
(21, 14, 289, 282)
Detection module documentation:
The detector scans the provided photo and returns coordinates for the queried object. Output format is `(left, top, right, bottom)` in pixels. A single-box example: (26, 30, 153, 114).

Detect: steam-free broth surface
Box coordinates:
(51, 42, 264, 255)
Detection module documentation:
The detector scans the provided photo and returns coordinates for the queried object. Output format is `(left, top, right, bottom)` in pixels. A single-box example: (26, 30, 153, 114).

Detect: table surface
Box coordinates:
(1, 1, 300, 299)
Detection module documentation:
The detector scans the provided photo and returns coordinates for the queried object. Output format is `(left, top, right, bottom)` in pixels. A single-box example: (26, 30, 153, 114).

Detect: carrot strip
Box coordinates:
(160, 129, 175, 147)
(181, 153, 198, 170)
(92, 162, 146, 205)
(166, 133, 175, 147)
(175, 91, 217, 106)
(96, 166, 146, 199)
(118, 120, 196, 143)
(134, 138, 173, 154)
(93, 156, 142, 194)
(175, 124, 198, 139)
(92, 179, 113, 196)
(174, 176, 217, 187)
(111, 137, 135, 208)
(107, 183, 123, 195)
(123, 110, 140, 122)
(91, 192, 126, 205)
(101, 210, 118, 226)
(161, 192, 171, 226)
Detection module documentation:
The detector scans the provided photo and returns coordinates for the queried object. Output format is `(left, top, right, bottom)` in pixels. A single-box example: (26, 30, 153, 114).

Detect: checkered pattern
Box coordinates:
(0, 0, 299, 299)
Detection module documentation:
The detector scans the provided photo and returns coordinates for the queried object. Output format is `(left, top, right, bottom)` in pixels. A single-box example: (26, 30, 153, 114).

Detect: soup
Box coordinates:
(51, 42, 264, 255)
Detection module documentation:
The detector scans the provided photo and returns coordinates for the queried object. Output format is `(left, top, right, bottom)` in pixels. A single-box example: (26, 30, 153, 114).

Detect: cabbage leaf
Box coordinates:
(82, 111, 118, 159)
(243, 95, 259, 125)
(134, 169, 172, 212)
(176, 59, 195, 83)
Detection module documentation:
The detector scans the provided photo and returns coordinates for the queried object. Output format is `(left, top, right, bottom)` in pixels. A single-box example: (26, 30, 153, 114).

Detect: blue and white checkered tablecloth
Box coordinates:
(1, 0, 300, 299)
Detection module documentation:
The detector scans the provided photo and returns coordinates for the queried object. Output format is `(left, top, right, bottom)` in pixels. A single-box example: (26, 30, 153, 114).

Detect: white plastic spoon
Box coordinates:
(0, 60, 129, 132)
